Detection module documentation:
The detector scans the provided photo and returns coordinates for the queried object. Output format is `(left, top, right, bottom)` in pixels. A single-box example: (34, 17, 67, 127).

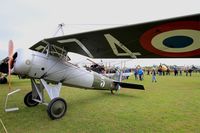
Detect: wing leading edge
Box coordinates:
(30, 14, 200, 58)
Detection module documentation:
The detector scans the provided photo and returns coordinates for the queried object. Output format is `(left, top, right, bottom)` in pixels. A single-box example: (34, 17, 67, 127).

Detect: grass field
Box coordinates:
(0, 73, 200, 133)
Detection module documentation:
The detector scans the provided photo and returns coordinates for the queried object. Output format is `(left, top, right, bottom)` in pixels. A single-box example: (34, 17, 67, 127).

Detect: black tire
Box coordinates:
(24, 91, 39, 107)
(111, 89, 117, 94)
(0, 77, 7, 84)
(47, 97, 67, 120)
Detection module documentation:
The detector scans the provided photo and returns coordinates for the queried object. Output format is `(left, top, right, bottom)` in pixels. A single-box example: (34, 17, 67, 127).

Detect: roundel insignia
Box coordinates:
(100, 77, 105, 88)
(140, 21, 200, 57)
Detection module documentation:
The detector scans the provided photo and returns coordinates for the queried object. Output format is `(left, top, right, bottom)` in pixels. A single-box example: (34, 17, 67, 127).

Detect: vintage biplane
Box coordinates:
(0, 13, 199, 120)
(86, 58, 133, 79)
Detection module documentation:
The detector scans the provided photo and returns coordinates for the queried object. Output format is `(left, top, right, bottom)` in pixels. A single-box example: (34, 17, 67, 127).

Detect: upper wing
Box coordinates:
(30, 14, 200, 58)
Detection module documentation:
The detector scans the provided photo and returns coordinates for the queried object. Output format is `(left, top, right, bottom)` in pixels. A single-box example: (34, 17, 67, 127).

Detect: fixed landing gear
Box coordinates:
(47, 97, 67, 120)
(24, 91, 39, 107)
(24, 92, 67, 120)
(111, 90, 115, 94)
(24, 79, 67, 120)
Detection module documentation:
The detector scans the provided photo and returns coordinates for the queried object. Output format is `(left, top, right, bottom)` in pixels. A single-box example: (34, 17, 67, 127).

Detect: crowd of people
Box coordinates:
(134, 67, 144, 81)
(134, 66, 157, 82)
(133, 65, 197, 83)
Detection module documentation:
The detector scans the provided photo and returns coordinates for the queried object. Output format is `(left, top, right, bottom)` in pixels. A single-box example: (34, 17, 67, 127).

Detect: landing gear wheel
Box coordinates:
(24, 91, 39, 107)
(111, 90, 117, 94)
(47, 97, 67, 120)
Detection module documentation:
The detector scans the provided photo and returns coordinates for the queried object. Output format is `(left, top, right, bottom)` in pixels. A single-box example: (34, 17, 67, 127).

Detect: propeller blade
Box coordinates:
(8, 40, 14, 58)
(8, 40, 14, 90)
(113, 81, 145, 90)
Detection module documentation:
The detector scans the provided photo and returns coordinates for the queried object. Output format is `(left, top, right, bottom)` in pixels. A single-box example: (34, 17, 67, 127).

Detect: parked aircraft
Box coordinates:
(85, 58, 132, 79)
(191, 65, 200, 72)
(0, 13, 199, 119)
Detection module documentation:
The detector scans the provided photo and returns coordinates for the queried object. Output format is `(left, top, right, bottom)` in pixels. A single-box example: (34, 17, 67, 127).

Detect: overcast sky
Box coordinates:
(0, 0, 200, 67)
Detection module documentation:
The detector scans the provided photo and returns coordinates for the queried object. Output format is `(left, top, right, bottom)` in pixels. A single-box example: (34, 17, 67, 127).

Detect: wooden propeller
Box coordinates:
(8, 40, 14, 90)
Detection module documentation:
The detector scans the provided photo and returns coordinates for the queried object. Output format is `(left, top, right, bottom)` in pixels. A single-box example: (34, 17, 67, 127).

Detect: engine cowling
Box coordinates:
(13, 49, 33, 75)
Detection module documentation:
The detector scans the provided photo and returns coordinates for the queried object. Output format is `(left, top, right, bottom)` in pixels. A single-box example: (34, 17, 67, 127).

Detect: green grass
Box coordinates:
(0, 73, 200, 133)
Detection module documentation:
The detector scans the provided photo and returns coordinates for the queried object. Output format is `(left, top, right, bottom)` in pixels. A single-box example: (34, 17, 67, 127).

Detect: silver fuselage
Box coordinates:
(13, 49, 115, 90)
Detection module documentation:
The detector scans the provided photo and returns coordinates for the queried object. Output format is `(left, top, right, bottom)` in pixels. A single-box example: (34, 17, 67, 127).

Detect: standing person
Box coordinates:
(147, 69, 150, 75)
(134, 68, 138, 80)
(185, 67, 189, 76)
(180, 68, 182, 76)
(138, 67, 144, 81)
(166, 68, 170, 75)
(151, 68, 157, 82)
(174, 67, 178, 76)
(158, 67, 162, 76)
(188, 69, 192, 76)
